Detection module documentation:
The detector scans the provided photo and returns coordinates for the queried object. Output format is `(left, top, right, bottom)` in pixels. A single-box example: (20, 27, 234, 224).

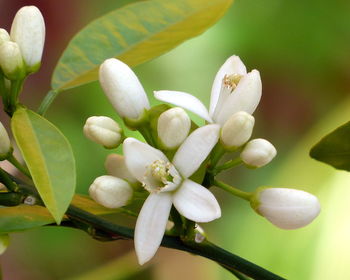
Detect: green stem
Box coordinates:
(66, 206, 285, 280)
(0, 71, 6, 98)
(7, 154, 31, 178)
(0, 168, 18, 192)
(210, 144, 226, 168)
(11, 176, 284, 280)
(213, 179, 252, 201)
(214, 157, 243, 174)
(37, 90, 59, 116)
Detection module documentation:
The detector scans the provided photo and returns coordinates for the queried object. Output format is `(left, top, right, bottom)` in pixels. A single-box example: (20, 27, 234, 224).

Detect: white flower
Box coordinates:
(154, 55, 261, 126)
(99, 58, 150, 120)
(89, 175, 133, 209)
(240, 138, 276, 168)
(123, 124, 221, 265)
(157, 107, 191, 149)
(10, 6, 45, 72)
(83, 116, 122, 149)
(251, 187, 321, 229)
(0, 41, 24, 79)
(221, 111, 255, 149)
(0, 29, 10, 46)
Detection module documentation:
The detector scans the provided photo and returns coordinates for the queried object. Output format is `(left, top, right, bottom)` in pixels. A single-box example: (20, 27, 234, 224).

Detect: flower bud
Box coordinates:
(240, 138, 276, 168)
(0, 41, 25, 79)
(10, 6, 45, 73)
(0, 29, 10, 46)
(83, 116, 122, 149)
(89, 175, 133, 208)
(0, 122, 11, 158)
(99, 58, 150, 121)
(157, 107, 191, 149)
(221, 111, 255, 150)
(251, 187, 321, 229)
(105, 154, 137, 183)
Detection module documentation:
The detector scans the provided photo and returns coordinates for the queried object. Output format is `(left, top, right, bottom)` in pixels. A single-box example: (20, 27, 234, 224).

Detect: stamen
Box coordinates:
(223, 74, 243, 92)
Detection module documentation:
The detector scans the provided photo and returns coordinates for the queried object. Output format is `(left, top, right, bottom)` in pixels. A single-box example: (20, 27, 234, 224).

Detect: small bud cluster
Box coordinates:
(0, 6, 45, 78)
(86, 55, 320, 265)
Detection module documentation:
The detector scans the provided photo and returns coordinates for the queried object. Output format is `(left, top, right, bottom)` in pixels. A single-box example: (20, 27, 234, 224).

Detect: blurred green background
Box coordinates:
(1, 0, 350, 279)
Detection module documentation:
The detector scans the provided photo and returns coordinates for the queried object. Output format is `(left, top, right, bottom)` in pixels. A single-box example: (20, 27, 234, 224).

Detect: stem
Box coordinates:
(10, 176, 284, 280)
(214, 158, 243, 174)
(213, 179, 252, 201)
(210, 144, 226, 168)
(0, 71, 6, 98)
(0, 168, 18, 192)
(66, 206, 285, 280)
(37, 90, 59, 116)
(7, 154, 31, 178)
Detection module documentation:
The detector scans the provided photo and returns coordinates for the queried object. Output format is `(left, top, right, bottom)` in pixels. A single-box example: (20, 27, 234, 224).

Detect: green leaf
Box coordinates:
(0, 205, 55, 233)
(0, 234, 9, 255)
(11, 107, 76, 224)
(310, 121, 350, 171)
(51, 0, 233, 91)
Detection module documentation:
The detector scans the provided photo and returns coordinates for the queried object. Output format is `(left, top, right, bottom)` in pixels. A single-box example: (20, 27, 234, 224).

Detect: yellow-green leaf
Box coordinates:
(51, 0, 233, 91)
(11, 108, 76, 224)
(0, 234, 9, 255)
(0, 195, 127, 234)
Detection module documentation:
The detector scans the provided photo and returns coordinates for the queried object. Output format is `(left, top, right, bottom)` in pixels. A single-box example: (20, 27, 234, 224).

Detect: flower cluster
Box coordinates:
(0, 6, 45, 78)
(86, 56, 321, 265)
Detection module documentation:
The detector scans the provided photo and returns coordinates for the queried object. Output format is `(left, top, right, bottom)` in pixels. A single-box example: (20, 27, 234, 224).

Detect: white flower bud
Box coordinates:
(83, 116, 122, 149)
(99, 58, 150, 120)
(157, 107, 191, 149)
(0, 29, 10, 46)
(89, 175, 133, 208)
(10, 6, 45, 72)
(221, 111, 255, 150)
(0, 41, 24, 80)
(251, 187, 321, 229)
(105, 154, 137, 183)
(240, 138, 276, 168)
(0, 122, 11, 158)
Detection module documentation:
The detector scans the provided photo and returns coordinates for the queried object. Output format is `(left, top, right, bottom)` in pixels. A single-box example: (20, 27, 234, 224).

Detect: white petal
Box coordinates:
(173, 124, 220, 178)
(123, 138, 169, 183)
(154, 90, 212, 122)
(173, 179, 221, 223)
(135, 193, 172, 265)
(209, 56, 247, 117)
(214, 70, 262, 126)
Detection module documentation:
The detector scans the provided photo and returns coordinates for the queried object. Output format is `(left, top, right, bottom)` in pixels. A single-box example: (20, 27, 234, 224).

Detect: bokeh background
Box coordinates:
(1, 0, 350, 279)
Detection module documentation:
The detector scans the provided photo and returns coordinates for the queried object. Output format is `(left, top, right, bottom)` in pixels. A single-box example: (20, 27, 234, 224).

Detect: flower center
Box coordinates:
(142, 160, 180, 193)
(223, 74, 243, 93)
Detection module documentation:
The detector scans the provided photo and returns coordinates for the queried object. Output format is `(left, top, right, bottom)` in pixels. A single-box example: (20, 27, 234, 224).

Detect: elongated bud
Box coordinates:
(10, 6, 45, 73)
(157, 107, 191, 149)
(221, 111, 255, 150)
(99, 58, 150, 121)
(89, 175, 133, 208)
(0, 122, 11, 159)
(0, 29, 10, 46)
(105, 154, 137, 183)
(240, 138, 276, 168)
(250, 187, 321, 229)
(0, 41, 24, 80)
(83, 116, 123, 149)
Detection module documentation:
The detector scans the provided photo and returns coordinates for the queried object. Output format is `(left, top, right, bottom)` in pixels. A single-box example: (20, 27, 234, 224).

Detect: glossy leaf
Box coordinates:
(51, 0, 233, 91)
(11, 108, 76, 224)
(0, 195, 125, 234)
(310, 121, 350, 171)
